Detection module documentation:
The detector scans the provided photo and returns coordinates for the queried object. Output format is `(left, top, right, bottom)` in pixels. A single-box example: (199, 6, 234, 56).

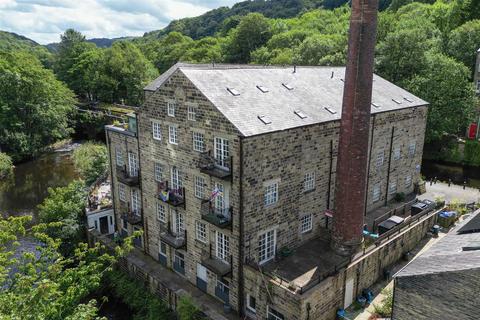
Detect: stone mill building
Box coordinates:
(104, 62, 429, 320)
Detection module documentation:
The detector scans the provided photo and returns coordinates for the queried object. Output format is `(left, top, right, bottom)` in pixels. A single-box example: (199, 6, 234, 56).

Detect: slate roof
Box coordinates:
(144, 63, 428, 137)
(395, 209, 480, 278)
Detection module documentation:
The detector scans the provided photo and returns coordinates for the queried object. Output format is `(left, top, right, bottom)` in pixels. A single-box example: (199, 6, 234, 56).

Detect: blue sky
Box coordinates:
(0, 0, 238, 44)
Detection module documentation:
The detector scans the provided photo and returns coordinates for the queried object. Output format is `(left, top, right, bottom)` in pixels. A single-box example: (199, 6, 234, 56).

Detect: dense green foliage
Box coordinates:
(0, 51, 76, 162)
(0, 31, 52, 66)
(104, 270, 174, 320)
(37, 180, 88, 255)
(463, 140, 480, 166)
(72, 142, 108, 185)
(0, 215, 135, 319)
(0, 152, 12, 179)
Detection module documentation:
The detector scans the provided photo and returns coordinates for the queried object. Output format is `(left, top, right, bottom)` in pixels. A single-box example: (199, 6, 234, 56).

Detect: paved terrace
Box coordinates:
(89, 231, 238, 320)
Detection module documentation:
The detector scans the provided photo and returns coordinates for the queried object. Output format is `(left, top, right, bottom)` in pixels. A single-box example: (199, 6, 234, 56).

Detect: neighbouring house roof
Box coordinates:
(395, 209, 480, 278)
(144, 63, 428, 137)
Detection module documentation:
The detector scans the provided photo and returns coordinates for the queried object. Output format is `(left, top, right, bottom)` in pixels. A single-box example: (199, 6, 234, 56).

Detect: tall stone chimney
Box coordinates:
(331, 0, 379, 256)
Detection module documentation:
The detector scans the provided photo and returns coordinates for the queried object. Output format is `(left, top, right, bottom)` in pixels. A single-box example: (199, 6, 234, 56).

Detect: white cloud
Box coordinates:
(0, 0, 238, 44)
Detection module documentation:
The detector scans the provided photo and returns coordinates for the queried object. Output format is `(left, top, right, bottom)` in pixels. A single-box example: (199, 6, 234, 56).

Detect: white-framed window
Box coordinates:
(152, 121, 162, 140)
(118, 183, 126, 202)
(192, 132, 205, 152)
(154, 162, 163, 182)
(393, 146, 401, 160)
(196, 221, 207, 243)
(408, 141, 416, 156)
(246, 294, 256, 314)
(267, 306, 285, 320)
(159, 241, 167, 257)
(300, 214, 313, 233)
(188, 105, 196, 121)
(264, 182, 278, 206)
(389, 181, 397, 195)
(156, 202, 166, 223)
(131, 189, 140, 214)
(115, 148, 123, 166)
(303, 172, 315, 192)
(405, 175, 412, 188)
(121, 218, 128, 230)
(259, 229, 276, 264)
(171, 166, 181, 190)
(372, 184, 381, 203)
(174, 250, 185, 274)
(216, 231, 230, 261)
(194, 176, 205, 199)
(376, 150, 384, 167)
(128, 152, 138, 177)
(214, 137, 230, 168)
(214, 182, 225, 212)
(173, 210, 184, 235)
(168, 125, 178, 145)
(167, 101, 176, 117)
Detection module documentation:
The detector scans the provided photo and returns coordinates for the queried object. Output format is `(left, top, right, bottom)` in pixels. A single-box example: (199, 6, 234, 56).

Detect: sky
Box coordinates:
(0, 0, 238, 44)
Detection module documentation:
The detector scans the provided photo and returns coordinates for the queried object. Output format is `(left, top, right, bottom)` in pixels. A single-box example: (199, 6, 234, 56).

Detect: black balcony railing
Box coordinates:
(116, 165, 140, 186)
(159, 221, 187, 249)
(157, 181, 185, 208)
(121, 209, 142, 225)
(201, 244, 232, 277)
(201, 200, 232, 229)
(198, 150, 232, 180)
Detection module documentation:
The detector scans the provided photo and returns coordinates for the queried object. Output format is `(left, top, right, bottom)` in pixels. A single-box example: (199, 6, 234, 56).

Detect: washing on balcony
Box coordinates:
(158, 181, 185, 207)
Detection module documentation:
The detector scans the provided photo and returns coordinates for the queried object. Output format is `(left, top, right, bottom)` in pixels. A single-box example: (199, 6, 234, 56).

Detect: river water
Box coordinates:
(421, 159, 480, 189)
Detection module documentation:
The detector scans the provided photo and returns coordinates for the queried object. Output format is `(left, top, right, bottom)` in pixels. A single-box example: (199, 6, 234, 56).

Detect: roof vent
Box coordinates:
(294, 110, 308, 119)
(227, 87, 240, 96)
(257, 85, 269, 93)
(282, 83, 294, 90)
(392, 98, 402, 104)
(404, 97, 414, 103)
(372, 102, 381, 108)
(258, 115, 272, 125)
(462, 244, 480, 251)
(340, 78, 344, 82)
(324, 107, 337, 114)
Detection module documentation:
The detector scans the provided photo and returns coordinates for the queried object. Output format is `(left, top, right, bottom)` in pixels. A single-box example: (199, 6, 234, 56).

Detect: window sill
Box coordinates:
(301, 229, 313, 235)
(303, 188, 316, 195)
(194, 239, 208, 245)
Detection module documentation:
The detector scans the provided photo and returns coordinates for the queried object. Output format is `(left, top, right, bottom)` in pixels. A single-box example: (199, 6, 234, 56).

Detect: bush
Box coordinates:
(394, 192, 405, 202)
(104, 270, 173, 320)
(0, 152, 13, 179)
(463, 140, 480, 167)
(72, 142, 108, 185)
(373, 287, 393, 317)
(177, 296, 205, 320)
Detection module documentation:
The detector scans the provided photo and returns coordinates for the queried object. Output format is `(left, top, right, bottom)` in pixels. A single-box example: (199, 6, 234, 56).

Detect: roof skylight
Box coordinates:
(294, 110, 308, 119)
(324, 107, 337, 114)
(371, 102, 381, 108)
(258, 115, 272, 125)
(392, 98, 402, 104)
(257, 85, 269, 93)
(404, 97, 414, 103)
(227, 87, 240, 96)
(282, 83, 294, 90)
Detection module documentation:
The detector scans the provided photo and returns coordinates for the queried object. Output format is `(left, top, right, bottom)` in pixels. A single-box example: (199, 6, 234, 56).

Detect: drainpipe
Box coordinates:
(364, 114, 376, 216)
(238, 136, 245, 317)
(384, 126, 395, 207)
(106, 129, 117, 233)
(135, 110, 149, 254)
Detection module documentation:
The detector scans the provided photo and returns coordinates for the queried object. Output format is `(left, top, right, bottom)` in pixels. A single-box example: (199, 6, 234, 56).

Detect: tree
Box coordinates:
(37, 180, 88, 255)
(69, 48, 105, 101)
(447, 19, 480, 77)
(224, 13, 272, 63)
(0, 152, 12, 179)
(293, 34, 346, 66)
(0, 215, 135, 320)
(54, 29, 96, 88)
(404, 52, 476, 143)
(0, 51, 76, 161)
(98, 42, 158, 105)
(72, 142, 108, 185)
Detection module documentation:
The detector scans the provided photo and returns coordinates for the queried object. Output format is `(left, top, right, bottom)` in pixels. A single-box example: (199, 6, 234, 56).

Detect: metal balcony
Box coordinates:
(157, 181, 185, 208)
(116, 165, 140, 186)
(201, 200, 232, 229)
(121, 209, 142, 225)
(198, 151, 232, 180)
(201, 244, 232, 277)
(160, 222, 187, 249)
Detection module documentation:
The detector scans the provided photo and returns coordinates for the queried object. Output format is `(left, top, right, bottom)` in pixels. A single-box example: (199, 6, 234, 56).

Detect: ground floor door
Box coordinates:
(196, 263, 208, 292)
(99, 216, 109, 234)
(344, 277, 354, 308)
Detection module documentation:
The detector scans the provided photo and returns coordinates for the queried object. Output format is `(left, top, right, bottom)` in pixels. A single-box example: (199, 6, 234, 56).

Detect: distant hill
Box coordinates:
(46, 36, 137, 52)
(0, 31, 52, 64)
(143, 0, 336, 40)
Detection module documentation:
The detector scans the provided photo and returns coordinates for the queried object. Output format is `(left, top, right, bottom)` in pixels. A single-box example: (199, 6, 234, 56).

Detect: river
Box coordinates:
(421, 159, 480, 189)
(0, 149, 132, 319)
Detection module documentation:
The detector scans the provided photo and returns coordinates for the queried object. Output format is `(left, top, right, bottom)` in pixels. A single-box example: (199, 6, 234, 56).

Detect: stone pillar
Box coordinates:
(332, 0, 379, 256)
